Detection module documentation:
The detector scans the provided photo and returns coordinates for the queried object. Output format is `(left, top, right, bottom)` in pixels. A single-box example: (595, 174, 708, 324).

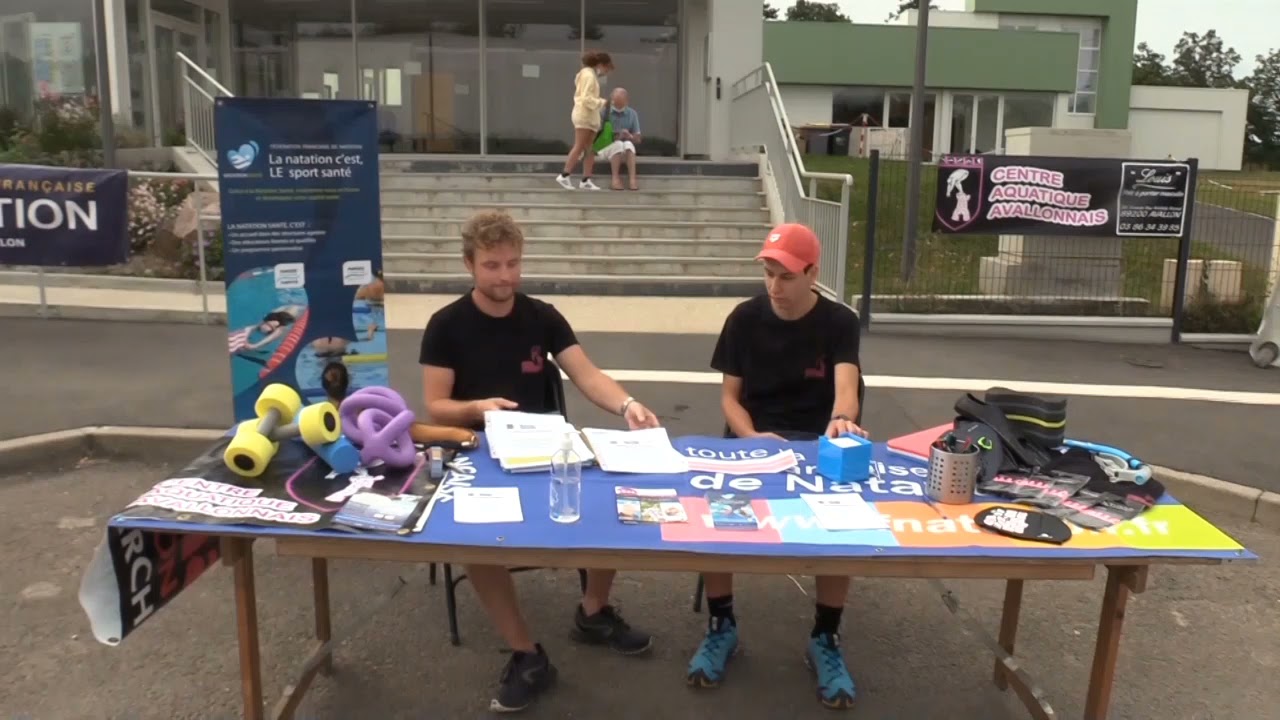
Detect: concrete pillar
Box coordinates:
(705, 0, 762, 161)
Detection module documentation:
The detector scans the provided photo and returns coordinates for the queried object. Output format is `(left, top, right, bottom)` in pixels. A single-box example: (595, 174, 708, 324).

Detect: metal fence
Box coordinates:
(729, 64, 852, 300)
(803, 148, 1278, 336)
(25, 170, 222, 323)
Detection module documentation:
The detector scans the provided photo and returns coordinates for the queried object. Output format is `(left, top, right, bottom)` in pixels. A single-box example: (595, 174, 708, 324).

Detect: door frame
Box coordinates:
(148, 11, 204, 145)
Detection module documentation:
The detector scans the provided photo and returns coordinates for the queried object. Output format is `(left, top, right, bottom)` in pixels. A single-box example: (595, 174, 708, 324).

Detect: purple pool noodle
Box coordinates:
(340, 386, 410, 446)
(354, 407, 417, 468)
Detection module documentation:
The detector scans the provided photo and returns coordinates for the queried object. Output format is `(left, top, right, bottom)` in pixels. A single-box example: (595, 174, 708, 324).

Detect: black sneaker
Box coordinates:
(490, 644, 557, 713)
(570, 604, 654, 655)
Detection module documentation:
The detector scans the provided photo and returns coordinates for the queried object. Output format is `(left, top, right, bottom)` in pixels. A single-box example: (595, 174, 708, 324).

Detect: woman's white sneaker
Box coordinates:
(579, 178, 602, 190)
(555, 174, 575, 190)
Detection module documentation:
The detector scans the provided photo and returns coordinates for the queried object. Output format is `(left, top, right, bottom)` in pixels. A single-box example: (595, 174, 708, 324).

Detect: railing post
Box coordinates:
(181, 64, 194, 151)
(860, 150, 881, 330)
(194, 186, 210, 325)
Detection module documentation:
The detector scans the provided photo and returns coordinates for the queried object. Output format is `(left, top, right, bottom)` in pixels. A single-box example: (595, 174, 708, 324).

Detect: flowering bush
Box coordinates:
(128, 182, 165, 252)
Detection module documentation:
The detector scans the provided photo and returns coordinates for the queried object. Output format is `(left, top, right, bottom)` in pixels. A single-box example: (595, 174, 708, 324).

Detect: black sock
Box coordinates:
(707, 594, 735, 623)
(812, 603, 843, 638)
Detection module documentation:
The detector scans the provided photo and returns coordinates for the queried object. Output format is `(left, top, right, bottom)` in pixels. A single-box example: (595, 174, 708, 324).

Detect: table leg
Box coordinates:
(993, 579, 1024, 692)
(1083, 566, 1146, 720)
(228, 538, 265, 720)
(313, 558, 333, 675)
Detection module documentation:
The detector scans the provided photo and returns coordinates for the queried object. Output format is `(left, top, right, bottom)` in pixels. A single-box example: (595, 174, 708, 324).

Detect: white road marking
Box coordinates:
(575, 370, 1280, 406)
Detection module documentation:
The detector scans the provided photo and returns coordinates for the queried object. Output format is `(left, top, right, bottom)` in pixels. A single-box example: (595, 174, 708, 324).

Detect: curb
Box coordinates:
(1151, 465, 1278, 533)
(0, 426, 226, 471)
(0, 270, 207, 294)
(2, 427, 1276, 535)
(0, 303, 225, 325)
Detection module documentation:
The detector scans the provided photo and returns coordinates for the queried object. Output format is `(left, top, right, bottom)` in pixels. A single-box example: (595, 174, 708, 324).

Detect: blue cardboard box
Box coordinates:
(818, 434, 873, 483)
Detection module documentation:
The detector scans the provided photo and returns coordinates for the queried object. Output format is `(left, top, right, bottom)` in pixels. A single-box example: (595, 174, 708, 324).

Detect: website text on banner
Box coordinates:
(214, 97, 389, 422)
(933, 154, 1197, 238)
(0, 163, 128, 266)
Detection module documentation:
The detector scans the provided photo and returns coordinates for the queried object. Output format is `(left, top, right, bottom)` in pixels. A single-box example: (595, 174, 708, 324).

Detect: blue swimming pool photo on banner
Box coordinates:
(214, 97, 388, 421)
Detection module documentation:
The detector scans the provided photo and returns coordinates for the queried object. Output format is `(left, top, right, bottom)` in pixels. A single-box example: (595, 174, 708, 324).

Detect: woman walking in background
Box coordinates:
(557, 50, 613, 191)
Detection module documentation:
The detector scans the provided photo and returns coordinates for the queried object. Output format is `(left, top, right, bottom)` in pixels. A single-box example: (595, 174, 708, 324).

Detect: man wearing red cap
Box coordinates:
(686, 222, 866, 710)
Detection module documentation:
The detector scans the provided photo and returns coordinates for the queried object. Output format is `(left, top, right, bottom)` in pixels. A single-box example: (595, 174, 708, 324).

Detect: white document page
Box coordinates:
(582, 427, 690, 474)
(454, 487, 524, 524)
(801, 493, 889, 531)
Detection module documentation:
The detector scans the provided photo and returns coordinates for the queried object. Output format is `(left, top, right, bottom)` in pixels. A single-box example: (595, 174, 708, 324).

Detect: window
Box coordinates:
(831, 88, 885, 126)
(1002, 92, 1055, 133)
(1067, 20, 1101, 115)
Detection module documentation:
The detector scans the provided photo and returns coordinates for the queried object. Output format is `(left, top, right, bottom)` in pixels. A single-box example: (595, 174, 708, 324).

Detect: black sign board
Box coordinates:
(932, 154, 1196, 238)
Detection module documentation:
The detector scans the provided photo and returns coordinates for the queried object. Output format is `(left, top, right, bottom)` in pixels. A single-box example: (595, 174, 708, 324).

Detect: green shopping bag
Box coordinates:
(593, 120, 614, 153)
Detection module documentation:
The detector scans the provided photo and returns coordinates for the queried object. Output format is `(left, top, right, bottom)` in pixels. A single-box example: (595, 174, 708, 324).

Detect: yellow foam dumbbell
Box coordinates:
(224, 383, 340, 478)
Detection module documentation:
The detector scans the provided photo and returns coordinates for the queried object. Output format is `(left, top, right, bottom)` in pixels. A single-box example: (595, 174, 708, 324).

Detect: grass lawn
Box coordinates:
(797, 154, 1270, 330)
(1199, 170, 1280, 218)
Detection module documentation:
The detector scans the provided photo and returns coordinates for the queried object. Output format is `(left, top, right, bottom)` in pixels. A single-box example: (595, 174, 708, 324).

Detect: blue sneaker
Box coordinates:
(805, 633, 857, 709)
(686, 616, 738, 688)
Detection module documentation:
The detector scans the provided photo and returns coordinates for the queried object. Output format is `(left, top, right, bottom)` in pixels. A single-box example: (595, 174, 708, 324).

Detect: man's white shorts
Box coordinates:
(596, 140, 637, 160)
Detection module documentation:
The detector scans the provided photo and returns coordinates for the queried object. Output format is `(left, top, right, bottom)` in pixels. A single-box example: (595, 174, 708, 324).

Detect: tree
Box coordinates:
(1132, 42, 1172, 86)
(1170, 30, 1242, 88)
(785, 1, 851, 23)
(1245, 49, 1280, 168)
(885, 1, 939, 23)
(764, 3, 779, 20)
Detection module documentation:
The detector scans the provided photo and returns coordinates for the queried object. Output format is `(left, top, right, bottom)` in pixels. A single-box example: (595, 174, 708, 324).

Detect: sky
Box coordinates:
(830, 0, 1277, 77)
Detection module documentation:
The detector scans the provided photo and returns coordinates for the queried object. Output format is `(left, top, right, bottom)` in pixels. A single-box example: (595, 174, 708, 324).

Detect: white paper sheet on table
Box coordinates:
(800, 493, 889, 531)
(454, 487, 524, 524)
(582, 427, 690, 474)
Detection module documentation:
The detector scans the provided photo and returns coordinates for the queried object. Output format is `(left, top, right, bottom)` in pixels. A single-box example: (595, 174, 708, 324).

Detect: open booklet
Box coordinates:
(483, 410, 596, 473)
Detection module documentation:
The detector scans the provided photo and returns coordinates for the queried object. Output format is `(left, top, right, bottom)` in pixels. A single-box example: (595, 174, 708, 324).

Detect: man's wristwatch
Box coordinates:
(620, 396, 637, 416)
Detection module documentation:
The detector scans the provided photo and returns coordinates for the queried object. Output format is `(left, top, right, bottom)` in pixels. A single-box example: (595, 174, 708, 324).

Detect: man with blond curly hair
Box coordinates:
(419, 209, 660, 713)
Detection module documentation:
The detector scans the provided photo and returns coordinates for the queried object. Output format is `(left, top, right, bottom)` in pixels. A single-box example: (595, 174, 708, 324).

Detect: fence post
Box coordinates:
(1170, 158, 1201, 344)
(194, 186, 210, 325)
(860, 150, 880, 330)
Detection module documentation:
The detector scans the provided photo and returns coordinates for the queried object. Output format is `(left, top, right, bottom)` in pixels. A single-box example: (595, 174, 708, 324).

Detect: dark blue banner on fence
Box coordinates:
(0, 163, 128, 266)
(214, 98, 388, 422)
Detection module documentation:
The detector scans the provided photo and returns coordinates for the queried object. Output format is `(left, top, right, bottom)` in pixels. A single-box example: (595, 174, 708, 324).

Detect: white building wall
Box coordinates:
(898, 10, 999, 28)
(1127, 85, 1249, 171)
(777, 85, 835, 126)
(704, 0, 762, 160)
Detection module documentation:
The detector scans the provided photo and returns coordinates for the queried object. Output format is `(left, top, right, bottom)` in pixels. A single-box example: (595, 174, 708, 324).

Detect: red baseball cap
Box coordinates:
(755, 223, 820, 273)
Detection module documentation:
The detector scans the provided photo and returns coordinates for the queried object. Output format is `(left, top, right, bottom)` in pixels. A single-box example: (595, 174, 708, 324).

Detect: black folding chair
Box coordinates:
(429, 357, 589, 645)
(690, 375, 867, 612)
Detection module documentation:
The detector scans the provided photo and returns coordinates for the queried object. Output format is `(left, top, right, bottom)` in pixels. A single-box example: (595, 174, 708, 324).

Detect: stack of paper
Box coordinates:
(483, 410, 596, 473)
(582, 427, 690, 474)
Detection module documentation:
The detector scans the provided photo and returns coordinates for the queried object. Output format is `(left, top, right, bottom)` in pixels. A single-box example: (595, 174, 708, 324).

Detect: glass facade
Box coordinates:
(215, 0, 679, 154)
(0, 0, 98, 122)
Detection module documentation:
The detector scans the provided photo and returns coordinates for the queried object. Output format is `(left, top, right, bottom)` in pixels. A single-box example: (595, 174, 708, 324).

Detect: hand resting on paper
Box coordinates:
(471, 397, 518, 414)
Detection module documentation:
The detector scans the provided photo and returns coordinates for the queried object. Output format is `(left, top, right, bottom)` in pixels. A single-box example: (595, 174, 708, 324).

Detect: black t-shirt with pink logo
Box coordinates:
(711, 292, 862, 437)
(419, 292, 578, 428)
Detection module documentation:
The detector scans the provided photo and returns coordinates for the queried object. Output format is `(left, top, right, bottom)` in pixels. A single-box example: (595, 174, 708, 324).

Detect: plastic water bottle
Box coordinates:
(549, 431, 582, 523)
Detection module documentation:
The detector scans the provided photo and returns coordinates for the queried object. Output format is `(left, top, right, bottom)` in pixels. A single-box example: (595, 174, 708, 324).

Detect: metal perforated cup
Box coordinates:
(927, 444, 980, 504)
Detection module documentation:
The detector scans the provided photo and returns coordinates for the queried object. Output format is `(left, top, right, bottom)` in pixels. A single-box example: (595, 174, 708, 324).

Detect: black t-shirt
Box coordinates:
(418, 292, 579, 428)
(710, 293, 861, 437)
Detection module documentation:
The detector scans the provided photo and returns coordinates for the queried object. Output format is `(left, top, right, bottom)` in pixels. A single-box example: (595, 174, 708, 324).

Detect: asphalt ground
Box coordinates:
(4, 318, 1278, 492)
(3, 457, 1273, 720)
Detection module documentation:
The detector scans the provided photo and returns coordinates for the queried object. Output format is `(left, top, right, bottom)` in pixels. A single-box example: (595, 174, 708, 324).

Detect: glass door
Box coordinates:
(949, 93, 974, 153)
(974, 94, 1001, 153)
(151, 13, 204, 145)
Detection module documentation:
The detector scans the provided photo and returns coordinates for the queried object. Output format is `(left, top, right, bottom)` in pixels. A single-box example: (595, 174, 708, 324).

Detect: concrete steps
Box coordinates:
(374, 157, 769, 296)
(380, 172, 762, 194)
(380, 201, 769, 224)
(385, 252, 759, 277)
(381, 217, 770, 240)
(380, 188, 766, 208)
(383, 236, 760, 258)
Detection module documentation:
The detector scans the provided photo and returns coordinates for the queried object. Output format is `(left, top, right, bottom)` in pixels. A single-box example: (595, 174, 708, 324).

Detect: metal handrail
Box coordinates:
(761, 62, 853, 189)
(176, 52, 233, 97)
